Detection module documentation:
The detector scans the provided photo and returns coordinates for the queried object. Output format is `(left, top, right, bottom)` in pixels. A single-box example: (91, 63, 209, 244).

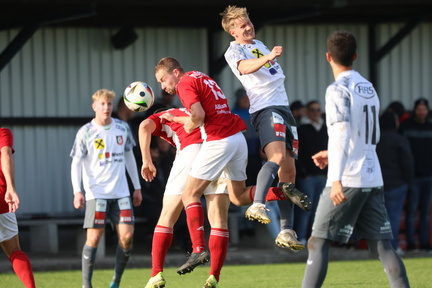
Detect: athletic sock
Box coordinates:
(112, 244, 132, 284)
(248, 185, 256, 202)
(302, 237, 330, 288)
(82, 244, 97, 287)
(277, 182, 294, 230)
(9, 250, 36, 288)
(254, 161, 280, 204)
(367, 239, 410, 287)
(185, 202, 206, 253)
(151, 225, 174, 276)
(208, 228, 229, 282)
(265, 187, 287, 201)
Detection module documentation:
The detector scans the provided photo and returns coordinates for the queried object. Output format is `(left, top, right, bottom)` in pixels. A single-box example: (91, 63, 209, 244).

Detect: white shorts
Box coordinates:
(190, 132, 248, 182)
(0, 213, 19, 242)
(165, 144, 229, 196)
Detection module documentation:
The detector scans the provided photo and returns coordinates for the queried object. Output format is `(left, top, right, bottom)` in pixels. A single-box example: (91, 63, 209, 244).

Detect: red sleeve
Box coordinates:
(0, 128, 14, 153)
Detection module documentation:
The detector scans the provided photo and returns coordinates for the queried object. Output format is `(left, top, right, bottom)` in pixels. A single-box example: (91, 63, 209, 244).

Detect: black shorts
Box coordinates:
(312, 187, 393, 243)
(250, 105, 298, 159)
(84, 197, 134, 229)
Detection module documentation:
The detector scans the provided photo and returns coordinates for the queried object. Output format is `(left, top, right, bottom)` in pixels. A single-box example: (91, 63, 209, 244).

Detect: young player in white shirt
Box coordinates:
(70, 89, 142, 288)
(221, 5, 310, 251)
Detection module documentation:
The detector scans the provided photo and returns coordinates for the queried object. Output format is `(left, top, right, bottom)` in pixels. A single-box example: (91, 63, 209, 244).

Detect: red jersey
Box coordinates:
(148, 108, 203, 150)
(176, 71, 247, 141)
(0, 128, 15, 214)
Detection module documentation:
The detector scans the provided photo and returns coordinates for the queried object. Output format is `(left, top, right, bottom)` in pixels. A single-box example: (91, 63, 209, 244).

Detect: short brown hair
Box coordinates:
(154, 57, 184, 75)
(220, 5, 249, 33)
(327, 30, 357, 67)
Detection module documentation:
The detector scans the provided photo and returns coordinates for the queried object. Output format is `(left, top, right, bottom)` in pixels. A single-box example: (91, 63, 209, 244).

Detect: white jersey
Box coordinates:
(224, 39, 289, 114)
(70, 118, 135, 200)
(325, 70, 383, 188)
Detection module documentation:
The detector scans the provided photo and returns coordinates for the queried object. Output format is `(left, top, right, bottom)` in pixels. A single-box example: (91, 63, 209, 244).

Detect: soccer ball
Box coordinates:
(123, 81, 155, 112)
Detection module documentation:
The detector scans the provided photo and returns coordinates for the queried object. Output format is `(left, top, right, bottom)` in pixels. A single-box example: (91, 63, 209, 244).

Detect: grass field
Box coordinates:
(1, 257, 431, 287)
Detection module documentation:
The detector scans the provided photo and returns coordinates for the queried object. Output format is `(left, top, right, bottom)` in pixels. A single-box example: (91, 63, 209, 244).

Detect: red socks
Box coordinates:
(9, 250, 36, 288)
(265, 187, 287, 201)
(209, 228, 229, 282)
(151, 225, 174, 277)
(185, 202, 206, 253)
(249, 185, 287, 202)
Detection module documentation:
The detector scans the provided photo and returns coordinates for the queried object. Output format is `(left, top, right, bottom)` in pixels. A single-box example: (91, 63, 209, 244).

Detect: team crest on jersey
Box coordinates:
(94, 138, 105, 150)
(116, 136, 123, 145)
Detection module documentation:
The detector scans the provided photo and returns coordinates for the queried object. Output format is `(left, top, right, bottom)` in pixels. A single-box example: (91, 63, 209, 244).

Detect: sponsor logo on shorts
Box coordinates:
(337, 224, 354, 238)
(274, 124, 286, 138)
(120, 217, 132, 222)
(272, 112, 284, 124)
(380, 221, 392, 234)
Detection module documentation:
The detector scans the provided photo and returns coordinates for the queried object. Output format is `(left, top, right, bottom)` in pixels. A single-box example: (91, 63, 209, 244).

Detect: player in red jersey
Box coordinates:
(154, 57, 250, 287)
(0, 128, 36, 288)
(140, 108, 287, 288)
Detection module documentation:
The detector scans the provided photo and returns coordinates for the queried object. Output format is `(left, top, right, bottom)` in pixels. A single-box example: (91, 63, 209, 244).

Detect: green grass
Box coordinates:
(1, 258, 431, 287)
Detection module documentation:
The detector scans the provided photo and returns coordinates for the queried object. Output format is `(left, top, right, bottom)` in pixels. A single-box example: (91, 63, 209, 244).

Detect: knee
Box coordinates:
(307, 236, 317, 251)
(229, 196, 245, 207)
(119, 232, 134, 249)
(269, 154, 286, 166)
(86, 234, 103, 247)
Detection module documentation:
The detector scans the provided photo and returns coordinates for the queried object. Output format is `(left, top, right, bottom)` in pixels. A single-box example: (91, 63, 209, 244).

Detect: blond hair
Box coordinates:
(220, 5, 249, 33)
(92, 89, 116, 102)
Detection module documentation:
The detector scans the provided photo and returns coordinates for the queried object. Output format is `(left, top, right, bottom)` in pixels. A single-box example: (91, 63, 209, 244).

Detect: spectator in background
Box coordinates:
(377, 111, 414, 253)
(114, 97, 136, 124)
(399, 98, 432, 252)
(294, 100, 328, 244)
(232, 88, 261, 238)
(232, 88, 261, 186)
(0, 128, 36, 288)
(386, 101, 409, 125)
(290, 100, 306, 125)
(117, 91, 177, 250)
(133, 136, 170, 247)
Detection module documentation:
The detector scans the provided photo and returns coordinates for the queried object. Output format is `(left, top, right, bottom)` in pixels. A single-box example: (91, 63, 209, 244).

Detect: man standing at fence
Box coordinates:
(70, 89, 142, 288)
(0, 127, 36, 288)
